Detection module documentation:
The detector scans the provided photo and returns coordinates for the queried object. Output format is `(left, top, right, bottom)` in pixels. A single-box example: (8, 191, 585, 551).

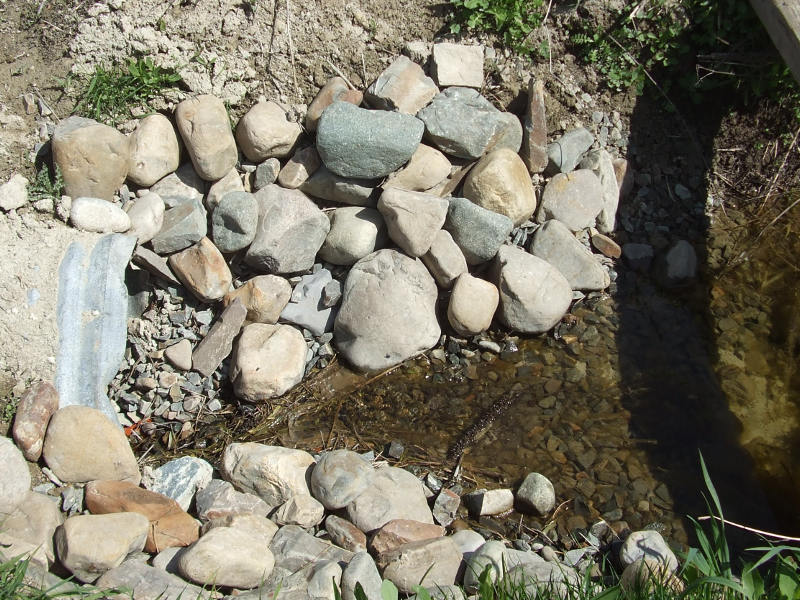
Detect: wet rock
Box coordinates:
(126, 191, 165, 244)
(150, 200, 207, 255)
(306, 77, 364, 132)
(319, 207, 386, 266)
(308, 560, 343, 600)
(581, 149, 619, 233)
(52, 116, 129, 200)
(622, 243, 654, 272)
(164, 339, 192, 371)
(310, 449, 374, 510)
(370, 519, 445, 555)
(168, 237, 232, 302)
(492, 245, 572, 334)
(195, 479, 270, 522)
(175, 95, 238, 181)
(43, 406, 140, 484)
(210, 191, 258, 254)
(334, 249, 440, 371)
(1, 491, 62, 564)
(178, 526, 274, 589)
(325, 515, 368, 553)
(12, 381, 59, 462)
(520, 79, 548, 174)
(69, 197, 131, 233)
(516, 472, 555, 515)
(538, 170, 604, 232)
(377, 536, 463, 594)
(377, 188, 449, 257)
(127, 114, 180, 187)
(96, 558, 208, 600)
(620, 530, 679, 572)
(0, 174, 28, 211)
(0, 436, 31, 517)
(445, 196, 514, 265)
(317, 102, 424, 179)
(464, 489, 514, 516)
(547, 128, 594, 174)
(280, 269, 338, 336)
(421, 229, 468, 288)
(221, 443, 315, 510)
(191, 298, 247, 376)
(254, 158, 281, 190)
(447, 273, 498, 336)
(384, 144, 451, 193)
(274, 494, 325, 528)
(245, 185, 330, 274)
(230, 323, 308, 401)
(223, 275, 292, 324)
(432, 42, 484, 88)
(342, 552, 382, 600)
(278, 146, 321, 189)
(150, 163, 205, 208)
(145, 456, 213, 512)
(55, 512, 149, 583)
(270, 525, 353, 571)
(591, 232, 621, 258)
(529, 220, 609, 291)
(301, 167, 378, 207)
(656, 240, 697, 286)
(365, 55, 439, 114)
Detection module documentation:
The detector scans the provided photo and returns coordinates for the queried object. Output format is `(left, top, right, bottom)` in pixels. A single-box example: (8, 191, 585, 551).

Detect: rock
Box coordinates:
(317, 102, 424, 179)
(175, 95, 238, 181)
(501, 562, 579, 596)
(150, 163, 205, 208)
(591, 232, 621, 258)
(178, 526, 274, 589)
(620, 558, 685, 595)
(613, 157, 635, 201)
(529, 220, 610, 291)
(325, 515, 368, 553)
(270, 525, 353, 571)
(306, 77, 364, 132)
(191, 298, 247, 376)
(463, 540, 506, 590)
(221, 443, 315, 510)
(334, 249, 440, 371)
(421, 229, 468, 288)
(44, 405, 140, 484)
(1, 491, 62, 564)
(431, 42, 484, 88)
(278, 146, 321, 189)
(0, 532, 50, 568)
(462, 148, 536, 226)
(308, 560, 343, 600)
(464, 489, 514, 516)
(254, 158, 281, 190)
(445, 196, 513, 265)
(245, 185, 330, 274)
(168, 237, 232, 302)
(432, 489, 460, 527)
(127, 114, 180, 187)
(236, 100, 302, 162)
(377, 536, 463, 594)
(520, 79, 548, 174)
(164, 339, 192, 371)
(55, 512, 149, 583)
(132, 246, 180, 286)
(538, 170, 604, 232)
(447, 274, 498, 335)
(377, 188, 449, 257)
(146, 456, 213, 512)
(0, 174, 28, 211)
(0, 437, 31, 517)
(623, 243, 654, 272)
(69, 197, 131, 233)
(492, 245, 572, 333)
(150, 200, 207, 255)
(384, 144, 451, 192)
(547, 128, 594, 174)
(274, 495, 325, 528)
(370, 519, 445, 555)
(126, 191, 165, 244)
(581, 150, 619, 233)
(450, 529, 485, 558)
(85, 480, 199, 553)
(301, 167, 378, 207)
(12, 381, 59, 462)
(516, 472, 555, 515)
(230, 323, 308, 401)
(54, 234, 136, 424)
(656, 240, 697, 286)
(619, 530, 679, 572)
(96, 558, 208, 600)
(341, 552, 382, 600)
(322, 280, 342, 307)
(151, 547, 183, 573)
(280, 269, 338, 336)
(319, 207, 386, 266)
(310, 449, 374, 510)
(206, 168, 244, 211)
(493, 112, 524, 154)
(365, 55, 439, 114)
(210, 191, 258, 253)
(52, 116, 129, 201)
(223, 275, 292, 324)
(417, 87, 506, 159)
(201, 513, 279, 545)
(194, 479, 270, 522)
(346, 465, 433, 533)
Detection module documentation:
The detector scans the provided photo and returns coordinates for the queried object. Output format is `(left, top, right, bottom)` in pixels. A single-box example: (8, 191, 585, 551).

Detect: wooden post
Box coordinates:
(749, 0, 800, 85)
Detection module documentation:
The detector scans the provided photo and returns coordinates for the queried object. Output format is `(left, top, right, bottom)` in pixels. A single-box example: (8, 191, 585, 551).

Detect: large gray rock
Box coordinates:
(334, 250, 440, 371)
(377, 537, 463, 594)
(270, 525, 354, 571)
(310, 449, 374, 510)
(516, 472, 555, 515)
(175, 95, 238, 181)
(547, 127, 594, 174)
(0, 491, 62, 564)
(462, 148, 536, 226)
(538, 170, 604, 232)
(319, 207, 386, 266)
(421, 229, 468, 288)
(211, 191, 259, 253)
(150, 163, 205, 208)
(365, 55, 439, 114)
(620, 530, 679, 572)
(145, 456, 213, 512)
(280, 269, 338, 336)
(342, 552, 382, 600)
(236, 100, 302, 162)
(55, 234, 136, 424)
(150, 200, 207, 255)
(52, 116, 129, 201)
(492, 245, 572, 334)
(301, 167, 378, 207)
(316, 102, 424, 179)
(245, 185, 330, 274)
(529, 220, 609, 291)
(127, 114, 181, 187)
(0, 436, 30, 517)
(444, 197, 513, 265)
(96, 558, 210, 600)
(377, 188, 449, 257)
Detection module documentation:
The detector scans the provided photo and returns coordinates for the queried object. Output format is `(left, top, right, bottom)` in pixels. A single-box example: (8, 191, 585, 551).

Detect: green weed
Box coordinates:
(448, 0, 546, 54)
(0, 553, 110, 599)
(1, 397, 18, 423)
(28, 165, 64, 203)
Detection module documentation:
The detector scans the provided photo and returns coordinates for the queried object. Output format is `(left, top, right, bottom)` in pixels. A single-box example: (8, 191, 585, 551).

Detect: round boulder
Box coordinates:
(127, 114, 180, 187)
(515, 472, 555, 515)
(175, 95, 238, 181)
(462, 148, 536, 226)
(310, 449, 374, 510)
(235, 101, 302, 162)
(0, 436, 31, 517)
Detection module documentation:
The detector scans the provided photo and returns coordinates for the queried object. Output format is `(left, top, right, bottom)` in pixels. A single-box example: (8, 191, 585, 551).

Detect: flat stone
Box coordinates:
(175, 94, 238, 181)
(421, 229, 468, 288)
(445, 196, 513, 265)
(146, 456, 213, 512)
(529, 220, 609, 291)
(301, 167, 378, 207)
(0, 436, 32, 517)
(432, 42, 484, 88)
(462, 148, 536, 226)
(316, 101, 424, 179)
(205, 167, 244, 210)
(306, 77, 364, 132)
(432, 489, 460, 527)
(520, 79, 548, 174)
(12, 381, 59, 462)
(319, 206, 386, 266)
(280, 269, 337, 336)
(377, 536, 463, 594)
(447, 273, 498, 336)
(581, 149, 619, 233)
(365, 55, 439, 114)
(325, 515, 368, 553)
(464, 488, 514, 516)
(492, 245, 572, 334)
(516, 472, 555, 515)
(70, 197, 131, 233)
(334, 249, 440, 371)
(190, 298, 247, 376)
(168, 237, 232, 302)
(230, 323, 308, 401)
(164, 339, 192, 371)
(310, 449, 374, 510)
(126, 191, 165, 244)
(195, 479, 270, 522)
(43, 406, 140, 484)
(96, 558, 209, 600)
(591, 232, 622, 258)
(150, 163, 205, 208)
(341, 552, 382, 600)
(127, 114, 180, 187)
(547, 127, 594, 174)
(370, 519, 445, 555)
(619, 530, 678, 572)
(131, 246, 180, 286)
(277, 146, 321, 189)
(254, 158, 281, 190)
(150, 200, 207, 255)
(274, 494, 325, 528)
(201, 513, 279, 545)
(223, 275, 292, 324)
(377, 188, 449, 257)
(236, 100, 302, 162)
(1, 491, 62, 564)
(269, 524, 353, 571)
(0, 174, 28, 211)
(538, 169, 604, 232)
(384, 144, 451, 192)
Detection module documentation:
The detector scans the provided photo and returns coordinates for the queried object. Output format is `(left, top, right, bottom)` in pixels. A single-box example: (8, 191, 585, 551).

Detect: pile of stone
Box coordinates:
(0, 384, 683, 599)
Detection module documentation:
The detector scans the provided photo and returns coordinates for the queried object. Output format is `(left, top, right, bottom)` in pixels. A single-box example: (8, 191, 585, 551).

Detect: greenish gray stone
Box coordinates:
(444, 197, 513, 265)
(546, 127, 594, 173)
(150, 200, 207, 255)
(301, 167, 378, 207)
(211, 191, 258, 253)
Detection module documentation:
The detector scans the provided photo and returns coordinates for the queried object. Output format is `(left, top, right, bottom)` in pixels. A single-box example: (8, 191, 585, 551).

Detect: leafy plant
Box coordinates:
(28, 165, 64, 202)
(448, 0, 546, 53)
(1, 397, 18, 423)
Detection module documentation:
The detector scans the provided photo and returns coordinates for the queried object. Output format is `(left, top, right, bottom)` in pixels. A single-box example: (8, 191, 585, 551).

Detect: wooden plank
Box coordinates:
(749, 0, 800, 84)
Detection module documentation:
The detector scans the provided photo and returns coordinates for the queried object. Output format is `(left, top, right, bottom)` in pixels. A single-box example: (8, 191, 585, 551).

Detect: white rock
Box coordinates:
(432, 42, 484, 88)
(464, 488, 514, 516)
(127, 114, 180, 187)
(581, 149, 619, 233)
(0, 174, 29, 211)
(341, 552, 382, 600)
(620, 530, 679, 573)
(125, 191, 165, 243)
(0, 436, 32, 517)
(236, 101, 302, 162)
(447, 273, 498, 335)
(422, 229, 468, 289)
(538, 170, 604, 232)
(274, 495, 325, 528)
(145, 456, 213, 512)
(318, 207, 386, 266)
(516, 472, 555, 515)
(377, 188, 449, 257)
(70, 197, 131, 233)
(450, 529, 485, 557)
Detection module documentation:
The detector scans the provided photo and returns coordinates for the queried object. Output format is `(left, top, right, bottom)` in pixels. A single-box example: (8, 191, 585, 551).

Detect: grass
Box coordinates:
(0, 554, 108, 600)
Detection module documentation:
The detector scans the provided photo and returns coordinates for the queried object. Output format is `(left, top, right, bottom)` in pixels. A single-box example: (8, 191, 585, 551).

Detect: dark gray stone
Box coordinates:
(546, 128, 594, 174)
(301, 167, 379, 207)
(150, 200, 207, 255)
(191, 298, 248, 377)
(211, 191, 258, 253)
(444, 197, 513, 265)
(254, 158, 281, 190)
(622, 243, 654, 272)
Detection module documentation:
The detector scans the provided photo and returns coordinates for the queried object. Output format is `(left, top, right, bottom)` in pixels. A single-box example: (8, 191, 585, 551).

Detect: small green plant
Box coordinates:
(28, 165, 64, 202)
(1, 397, 18, 423)
(74, 57, 183, 125)
(448, 0, 546, 53)
(0, 553, 112, 599)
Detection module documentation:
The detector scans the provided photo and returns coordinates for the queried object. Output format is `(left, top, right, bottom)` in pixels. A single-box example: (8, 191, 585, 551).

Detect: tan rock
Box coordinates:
(195, 479, 270, 522)
(0, 533, 49, 568)
(127, 114, 181, 187)
(0, 491, 62, 564)
(377, 536, 463, 594)
(365, 56, 439, 114)
(306, 77, 364, 132)
(520, 79, 548, 174)
(447, 273, 498, 335)
(222, 275, 292, 324)
(168, 237, 232, 302)
(421, 229, 468, 289)
(431, 42, 484, 88)
(236, 101, 302, 162)
(384, 144, 451, 192)
(277, 146, 321, 189)
(201, 513, 279, 545)
(613, 157, 634, 201)
(12, 381, 59, 462)
(205, 167, 244, 210)
(369, 519, 445, 556)
(69, 197, 131, 233)
(377, 188, 449, 257)
(164, 339, 192, 371)
(591, 231, 622, 258)
(175, 95, 238, 181)
(325, 515, 368, 553)
(462, 148, 536, 226)
(191, 298, 247, 377)
(274, 495, 325, 528)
